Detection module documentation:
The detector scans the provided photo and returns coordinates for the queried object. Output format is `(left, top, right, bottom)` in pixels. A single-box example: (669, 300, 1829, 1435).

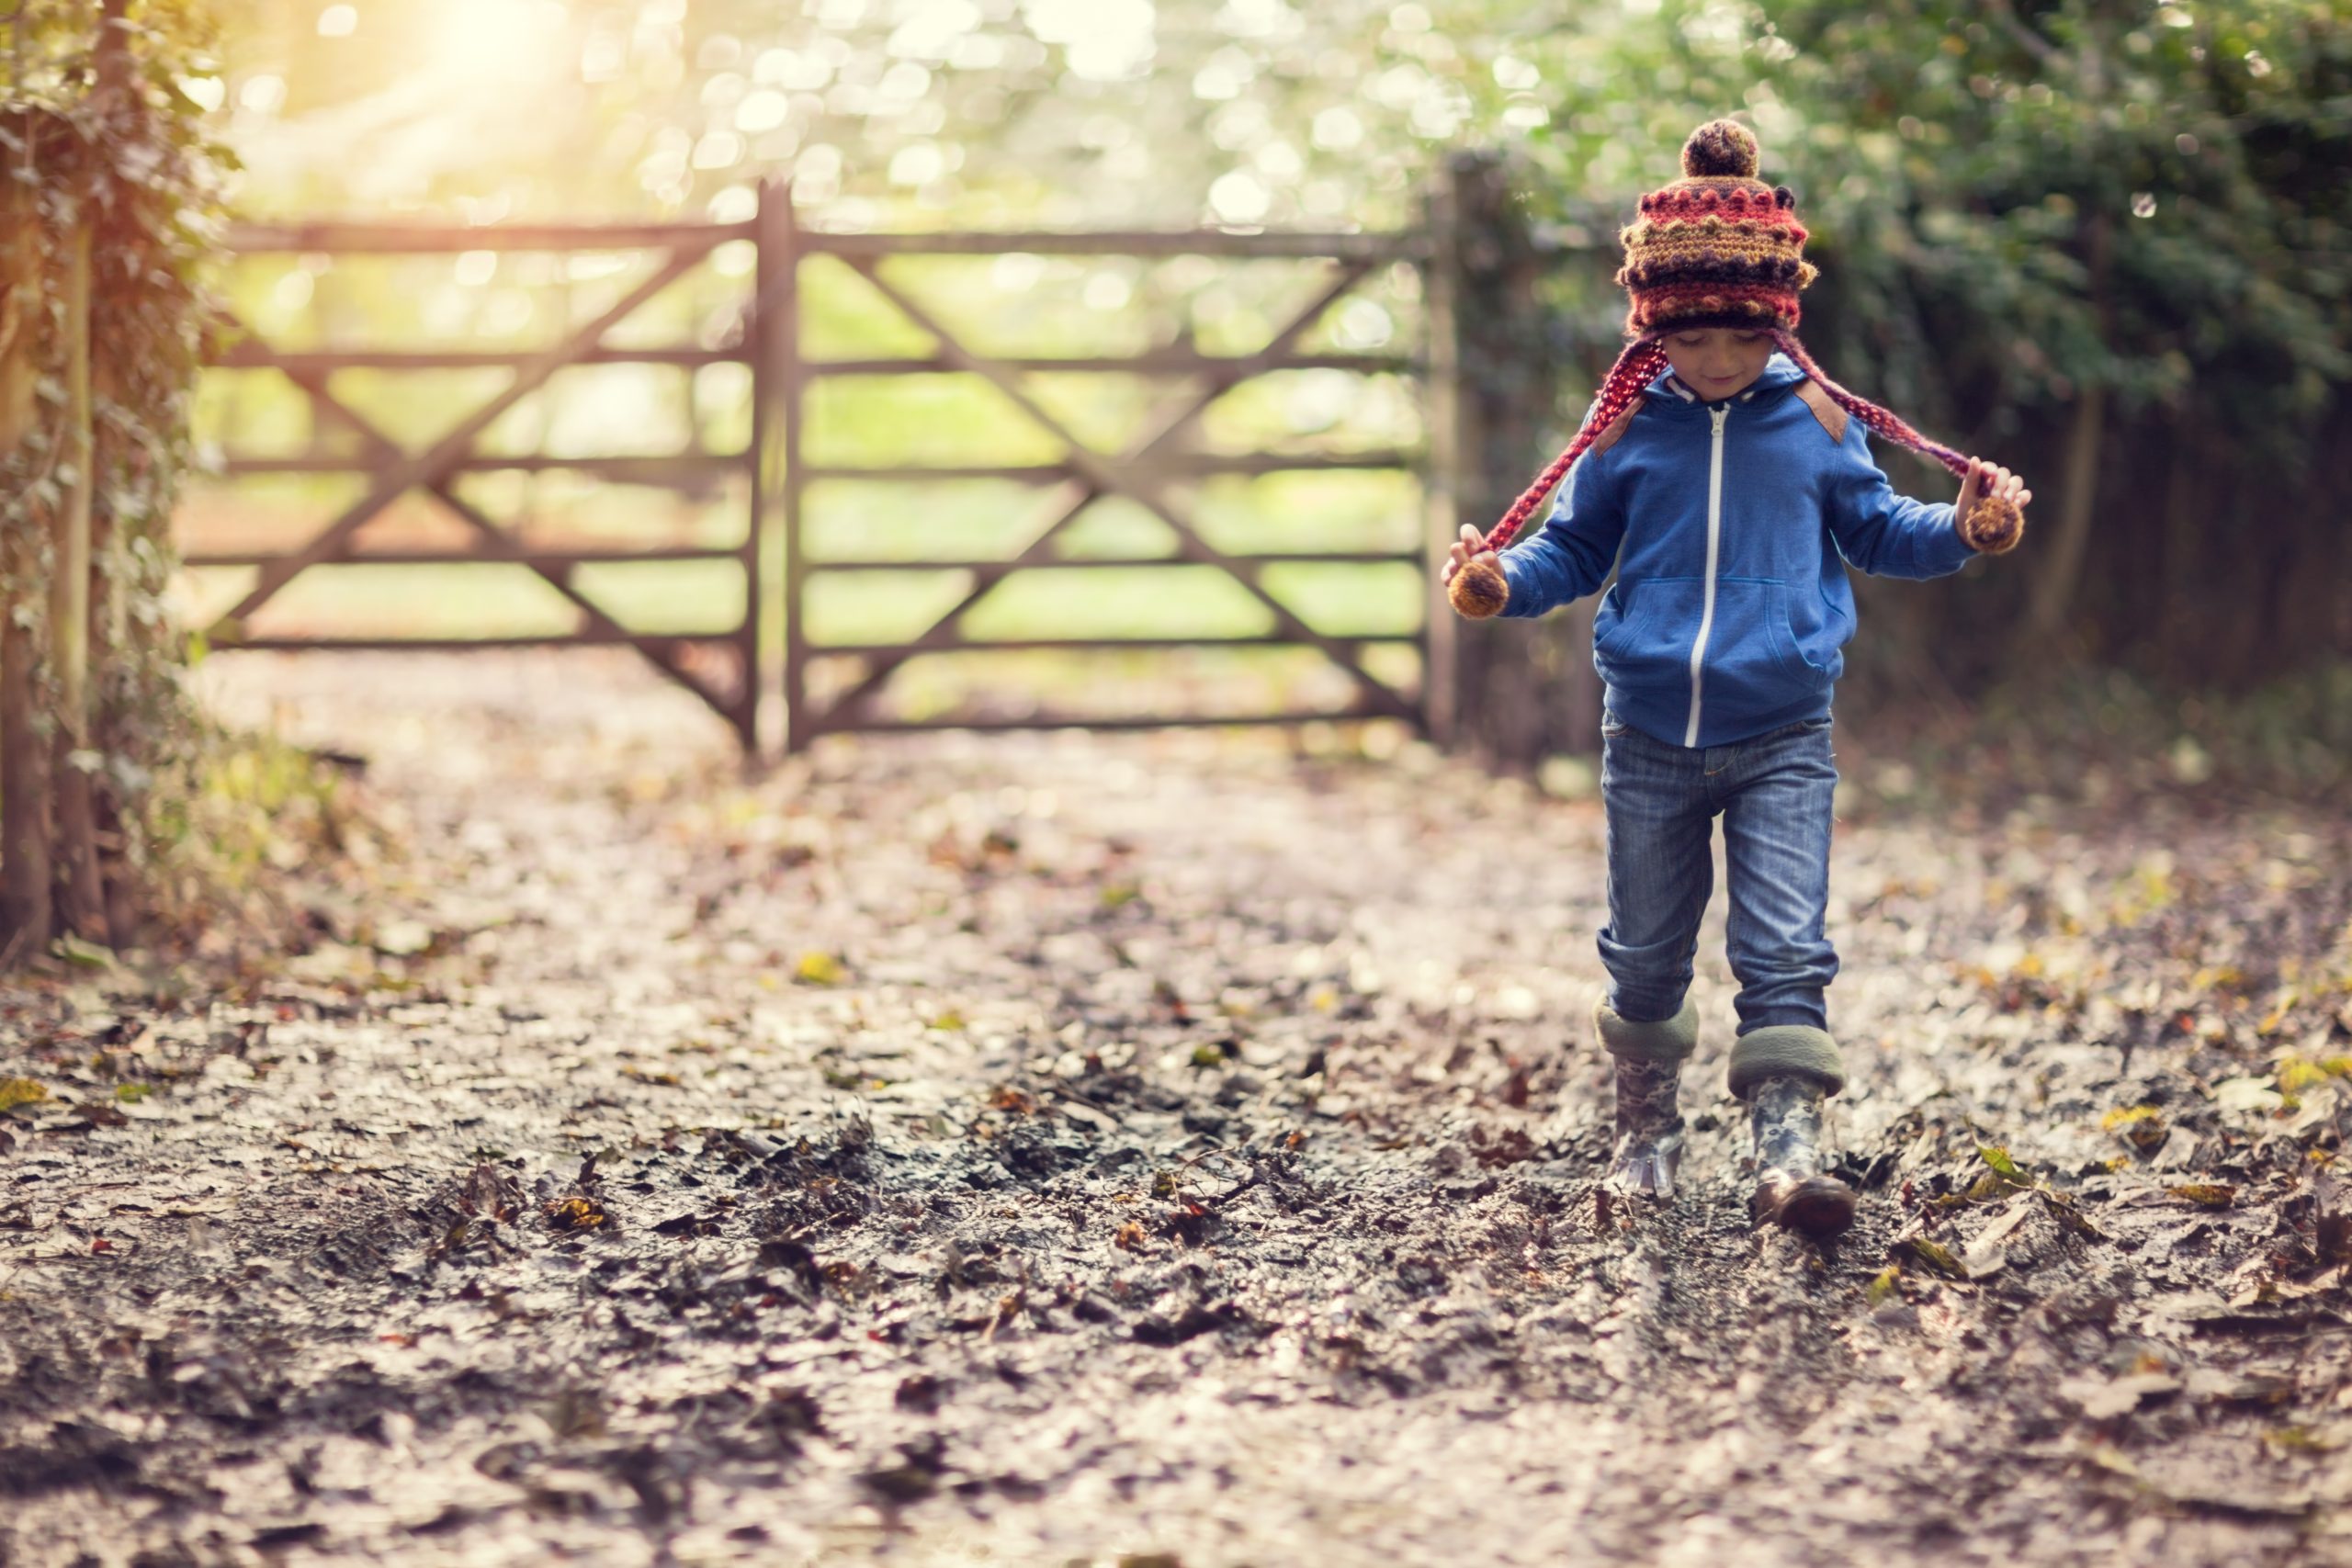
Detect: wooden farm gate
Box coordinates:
(201, 197, 783, 747)
(772, 215, 1429, 750)
(197, 160, 1558, 757)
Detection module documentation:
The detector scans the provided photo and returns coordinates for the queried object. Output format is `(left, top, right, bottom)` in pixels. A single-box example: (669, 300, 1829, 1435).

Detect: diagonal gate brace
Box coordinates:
(252, 351, 733, 715)
(212, 238, 718, 633)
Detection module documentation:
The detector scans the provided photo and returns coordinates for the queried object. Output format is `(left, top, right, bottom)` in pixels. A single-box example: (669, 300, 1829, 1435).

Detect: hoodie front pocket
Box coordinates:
(1695, 578, 1815, 714)
(1781, 591, 1848, 680)
(1593, 576, 1696, 688)
(1594, 583, 1648, 662)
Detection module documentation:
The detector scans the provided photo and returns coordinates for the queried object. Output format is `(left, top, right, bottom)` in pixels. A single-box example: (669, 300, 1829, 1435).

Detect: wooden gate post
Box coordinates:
(1425, 151, 1600, 770)
(741, 178, 790, 755)
(773, 187, 809, 755)
(0, 152, 52, 959)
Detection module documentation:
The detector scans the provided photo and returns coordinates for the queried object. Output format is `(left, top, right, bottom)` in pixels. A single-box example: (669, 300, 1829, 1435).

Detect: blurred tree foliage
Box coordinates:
(208, 0, 2349, 688)
(1474, 1, 2352, 690)
(220, 0, 1544, 228)
(1696, 2, 2347, 688)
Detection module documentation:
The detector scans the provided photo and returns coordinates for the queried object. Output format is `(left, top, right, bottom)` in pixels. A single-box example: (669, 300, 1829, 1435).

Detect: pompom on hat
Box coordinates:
(1450, 118, 2022, 619)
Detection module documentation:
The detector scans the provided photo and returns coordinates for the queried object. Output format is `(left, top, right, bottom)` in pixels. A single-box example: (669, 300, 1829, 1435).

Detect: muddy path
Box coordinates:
(3, 652, 2348, 1567)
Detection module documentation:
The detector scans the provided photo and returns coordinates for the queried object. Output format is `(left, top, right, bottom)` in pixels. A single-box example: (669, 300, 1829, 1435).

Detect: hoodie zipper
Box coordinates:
(1684, 404, 1730, 747)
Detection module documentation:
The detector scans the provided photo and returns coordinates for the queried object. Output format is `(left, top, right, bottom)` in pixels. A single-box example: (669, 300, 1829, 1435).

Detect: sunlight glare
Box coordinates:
(429, 0, 571, 93)
(1023, 0, 1156, 82)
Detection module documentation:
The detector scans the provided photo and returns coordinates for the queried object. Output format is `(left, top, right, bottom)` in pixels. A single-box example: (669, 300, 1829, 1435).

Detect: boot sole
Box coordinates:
(1753, 1174, 1857, 1241)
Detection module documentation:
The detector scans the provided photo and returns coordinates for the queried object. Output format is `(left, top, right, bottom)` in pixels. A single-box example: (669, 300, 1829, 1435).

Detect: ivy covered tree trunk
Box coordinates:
(1, 5, 215, 966)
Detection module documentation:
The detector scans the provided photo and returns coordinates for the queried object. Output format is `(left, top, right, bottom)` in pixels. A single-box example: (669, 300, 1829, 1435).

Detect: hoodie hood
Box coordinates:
(1643, 351, 1808, 412)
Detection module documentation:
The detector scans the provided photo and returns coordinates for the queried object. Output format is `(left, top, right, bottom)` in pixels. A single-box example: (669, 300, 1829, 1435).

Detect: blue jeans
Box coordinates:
(1597, 712, 1839, 1037)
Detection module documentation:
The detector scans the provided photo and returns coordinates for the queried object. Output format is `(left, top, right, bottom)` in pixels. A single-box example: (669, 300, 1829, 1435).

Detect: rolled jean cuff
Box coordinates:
(1726, 1025, 1846, 1099)
(1595, 995, 1700, 1065)
(1747, 1001, 1829, 1033)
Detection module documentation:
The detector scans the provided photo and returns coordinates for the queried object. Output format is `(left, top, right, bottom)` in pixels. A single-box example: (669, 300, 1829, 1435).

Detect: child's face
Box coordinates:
(1660, 326, 1773, 400)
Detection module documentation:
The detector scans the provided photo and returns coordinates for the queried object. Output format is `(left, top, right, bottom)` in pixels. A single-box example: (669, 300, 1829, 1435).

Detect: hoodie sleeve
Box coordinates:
(1822, 423, 1975, 581)
(1497, 446, 1626, 618)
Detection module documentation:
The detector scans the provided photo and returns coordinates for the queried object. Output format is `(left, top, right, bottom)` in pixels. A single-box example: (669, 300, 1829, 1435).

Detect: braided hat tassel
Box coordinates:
(1765, 329, 2023, 556)
(1446, 339, 1668, 619)
(1448, 330, 2024, 620)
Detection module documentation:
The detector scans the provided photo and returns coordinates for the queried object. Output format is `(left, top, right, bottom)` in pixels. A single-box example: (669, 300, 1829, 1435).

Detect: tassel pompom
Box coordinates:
(1448, 554, 1510, 619)
(1959, 492, 2024, 555)
(1680, 119, 1759, 180)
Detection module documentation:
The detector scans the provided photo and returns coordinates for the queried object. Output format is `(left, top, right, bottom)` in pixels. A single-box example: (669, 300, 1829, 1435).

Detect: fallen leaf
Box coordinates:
(2102, 1104, 2167, 1152)
(1899, 1235, 1967, 1280)
(2183, 1367, 2296, 1404)
(2060, 1371, 2181, 1418)
(2211, 1076, 2286, 1115)
(2263, 1424, 2351, 1454)
(2166, 1183, 2236, 1209)
(1962, 1240, 2007, 1280)
(374, 919, 435, 957)
(1469, 1125, 1537, 1168)
(544, 1195, 608, 1231)
(55, 933, 113, 970)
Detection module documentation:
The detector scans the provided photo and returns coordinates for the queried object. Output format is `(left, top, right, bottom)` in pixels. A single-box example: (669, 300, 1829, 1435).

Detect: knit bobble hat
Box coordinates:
(1444, 115, 2024, 620)
(1615, 118, 1818, 338)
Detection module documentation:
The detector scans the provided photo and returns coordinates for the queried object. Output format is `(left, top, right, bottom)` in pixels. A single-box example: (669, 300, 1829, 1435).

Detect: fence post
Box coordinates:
(1425, 151, 1600, 772)
(775, 186, 808, 754)
(741, 178, 788, 756)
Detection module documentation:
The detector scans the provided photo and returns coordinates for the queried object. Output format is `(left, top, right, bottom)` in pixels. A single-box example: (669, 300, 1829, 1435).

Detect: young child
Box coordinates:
(1443, 119, 2030, 1240)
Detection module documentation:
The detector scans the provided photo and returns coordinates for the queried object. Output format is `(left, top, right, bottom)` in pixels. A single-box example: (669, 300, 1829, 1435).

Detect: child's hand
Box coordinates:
(1442, 523, 1492, 586)
(1443, 523, 1510, 618)
(1956, 460, 2030, 555)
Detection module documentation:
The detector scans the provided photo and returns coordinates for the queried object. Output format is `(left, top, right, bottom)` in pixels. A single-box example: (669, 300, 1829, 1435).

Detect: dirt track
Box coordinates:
(3, 652, 2348, 1567)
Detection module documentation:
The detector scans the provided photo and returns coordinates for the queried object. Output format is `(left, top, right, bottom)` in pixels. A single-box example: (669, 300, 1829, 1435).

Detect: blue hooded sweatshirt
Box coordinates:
(1496, 352, 1975, 749)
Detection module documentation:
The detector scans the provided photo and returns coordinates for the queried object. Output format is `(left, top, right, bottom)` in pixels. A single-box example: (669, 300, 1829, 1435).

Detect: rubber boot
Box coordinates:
(1610, 1055, 1685, 1197)
(1594, 997, 1699, 1199)
(1726, 1024, 1854, 1239)
(1747, 1075, 1856, 1240)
